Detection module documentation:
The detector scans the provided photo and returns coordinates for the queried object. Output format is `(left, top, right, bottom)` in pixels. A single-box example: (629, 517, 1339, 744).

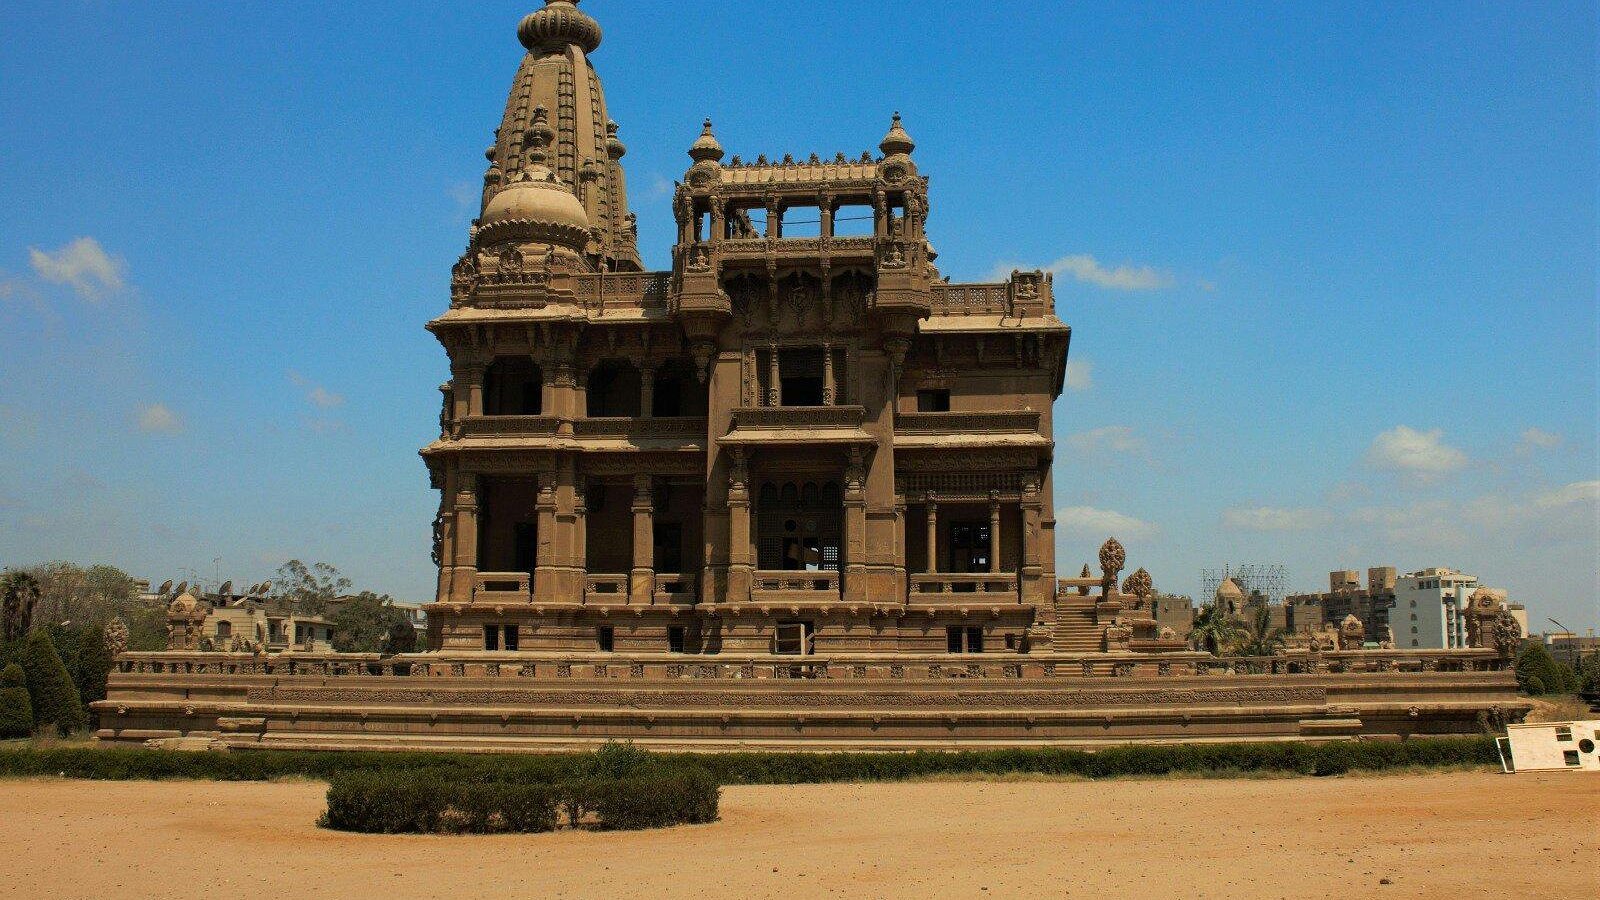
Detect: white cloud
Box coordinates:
(1220, 506, 1332, 532)
(1066, 425, 1146, 457)
(1365, 426, 1467, 483)
(287, 370, 345, 409)
(1534, 480, 1600, 509)
(1055, 505, 1157, 540)
(136, 403, 183, 434)
(1064, 359, 1092, 392)
(1515, 427, 1562, 456)
(28, 237, 126, 301)
(993, 254, 1175, 291)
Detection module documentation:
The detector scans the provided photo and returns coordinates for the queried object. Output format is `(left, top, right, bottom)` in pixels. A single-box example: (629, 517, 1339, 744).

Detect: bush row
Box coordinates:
(319, 768, 720, 834)
(0, 736, 1499, 784)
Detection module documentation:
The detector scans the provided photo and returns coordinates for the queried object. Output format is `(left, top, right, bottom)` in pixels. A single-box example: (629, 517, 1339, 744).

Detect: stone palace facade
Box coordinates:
(421, 0, 1074, 657)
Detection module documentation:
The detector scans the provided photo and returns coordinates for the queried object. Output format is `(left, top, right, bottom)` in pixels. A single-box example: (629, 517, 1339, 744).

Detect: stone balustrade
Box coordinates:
(752, 569, 842, 600)
(473, 571, 531, 602)
(909, 573, 1021, 600)
(895, 411, 1041, 434)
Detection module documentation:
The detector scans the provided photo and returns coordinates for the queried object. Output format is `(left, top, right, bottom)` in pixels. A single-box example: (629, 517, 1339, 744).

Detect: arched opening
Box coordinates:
(757, 479, 842, 571)
(587, 360, 641, 417)
(652, 358, 707, 417)
(483, 357, 543, 416)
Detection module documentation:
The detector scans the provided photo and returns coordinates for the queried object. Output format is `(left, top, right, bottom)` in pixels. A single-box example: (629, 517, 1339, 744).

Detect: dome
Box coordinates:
(880, 112, 915, 156)
(518, 1, 602, 54)
(1215, 577, 1245, 602)
(478, 105, 591, 248)
(688, 118, 724, 163)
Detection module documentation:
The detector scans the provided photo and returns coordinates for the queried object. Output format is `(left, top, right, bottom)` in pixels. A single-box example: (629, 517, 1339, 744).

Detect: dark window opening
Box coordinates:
(588, 361, 641, 417)
(484, 358, 543, 416)
(513, 522, 538, 576)
(502, 625, 519, 652)
(596, 625, 614, 653)
(215, 621, 232, 639)
(949, 522, 992, 581)
(778, 347, 825, 407)
(654, 523, 683, 574)
(1563, 750, 1580, 766)
(947, 626, 985, 653)
(667, 626, 686, 653)
(651, 359, 707, 417)
(775, 621, 815, 655)
(916, 389, 951, 412)
(483, 625, 499, 651)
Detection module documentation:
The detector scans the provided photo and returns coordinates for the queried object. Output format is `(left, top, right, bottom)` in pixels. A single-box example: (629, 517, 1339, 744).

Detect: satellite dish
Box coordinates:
(260, 580, 272, 595)
(218, 580, 233, 597)
(157, 579, 174, 596)
(175, 580, 189, 595)
(247, 583, 261, 596)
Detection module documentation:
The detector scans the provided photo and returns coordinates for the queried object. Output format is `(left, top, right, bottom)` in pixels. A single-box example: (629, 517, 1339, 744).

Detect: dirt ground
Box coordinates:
(0, 772, 1593, 899)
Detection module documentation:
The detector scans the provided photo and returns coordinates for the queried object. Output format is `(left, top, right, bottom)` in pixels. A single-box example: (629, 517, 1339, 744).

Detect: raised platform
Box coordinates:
(92, 648, 1529, 753)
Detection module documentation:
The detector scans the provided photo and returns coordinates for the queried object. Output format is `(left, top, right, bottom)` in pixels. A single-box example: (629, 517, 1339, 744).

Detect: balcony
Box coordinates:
(654, 573, 698, 606)
(443, 415, 706, 451)
(751, 570, 841, 605)
(584, 574, 628, 602)
(472, 572, 531, 603)
(573, 416, 706, 445)
(893, 410, 1047, 451)
(457, 415, 560, 438)
(910, 573, 1020, 601)
(722, 406, 873, 447)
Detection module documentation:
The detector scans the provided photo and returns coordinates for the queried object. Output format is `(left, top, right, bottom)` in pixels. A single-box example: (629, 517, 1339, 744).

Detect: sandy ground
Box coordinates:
(0, 773, 1593, 900)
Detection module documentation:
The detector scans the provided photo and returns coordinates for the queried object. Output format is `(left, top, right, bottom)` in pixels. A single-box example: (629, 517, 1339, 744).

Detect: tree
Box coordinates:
(1, 571, 40, 644)
(327, 591, 409, 653)
(26, 563, 139, 630)
(270, 560, 351, 617)
(1188, 603, 1245, 656)
(1233, 606, 1288, 657)
(0, 663, 32, 739)
(1515, 642, 1577, 697)
(385, 617, 419, 655)
(18, 630, 85, 735)
(1577, 652, 1600, 695)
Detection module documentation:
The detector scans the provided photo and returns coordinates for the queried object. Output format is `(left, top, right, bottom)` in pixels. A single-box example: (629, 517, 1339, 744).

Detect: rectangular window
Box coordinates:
(1563, 750, 1580, 766)
(946, 626, 984, 653)
(483, 625, 500, 651)
(654, 523, 684, 574)
(774, 621, 814, 655)
(1555, 726, 1573, 741)
(596, 625, 614, 653)
(502, 625, 519, 652)
(947, 626, 964, 653)
(966, 627, 984, 653)
(916, 389, 951, 412)
(667, 625, 686, 653)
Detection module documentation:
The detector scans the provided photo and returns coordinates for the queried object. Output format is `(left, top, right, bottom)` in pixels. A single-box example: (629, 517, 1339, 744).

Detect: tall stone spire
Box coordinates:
(481, 2, 641, 271)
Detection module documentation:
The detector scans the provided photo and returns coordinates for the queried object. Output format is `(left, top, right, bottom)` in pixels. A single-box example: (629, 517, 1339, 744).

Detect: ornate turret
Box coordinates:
(482, 1, 640, 271)
(478, 106, 592, 252)
(879, 111, 916, 156)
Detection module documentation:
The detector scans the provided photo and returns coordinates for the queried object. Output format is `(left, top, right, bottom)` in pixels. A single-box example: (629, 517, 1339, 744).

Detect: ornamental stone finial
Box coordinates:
(1098, 537, 1125, 578)
(689, 118, 724, 163)
(1077, 564, 1092, 596)
(1121, 567, 1153, 599)
(518, 1, 602, 55)
(880, 111, 915, 156)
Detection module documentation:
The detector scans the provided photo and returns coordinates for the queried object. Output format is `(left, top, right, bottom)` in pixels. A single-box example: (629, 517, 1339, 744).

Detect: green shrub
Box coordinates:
(1516, 643, 1576, 697)
(1524, 675, 1546, 695)
(0, 663, 33, 738)
(18, 631, 84, 735)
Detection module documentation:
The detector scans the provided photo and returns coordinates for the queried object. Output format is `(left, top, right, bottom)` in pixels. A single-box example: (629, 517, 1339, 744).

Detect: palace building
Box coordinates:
(95, 3, 1528, 753)
(421, 0, 1071, 656)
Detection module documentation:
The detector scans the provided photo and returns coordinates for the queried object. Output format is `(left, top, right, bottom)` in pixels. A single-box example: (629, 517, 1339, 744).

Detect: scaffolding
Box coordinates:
(1200, 563, 1288, 604)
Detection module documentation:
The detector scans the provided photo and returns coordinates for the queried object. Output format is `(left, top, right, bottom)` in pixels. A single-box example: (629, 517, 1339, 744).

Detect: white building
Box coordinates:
(1394, 567, 1485, 649)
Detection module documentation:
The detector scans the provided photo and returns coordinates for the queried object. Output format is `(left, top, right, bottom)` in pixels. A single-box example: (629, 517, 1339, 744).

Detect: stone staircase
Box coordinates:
(1052, 596, 1102, 652)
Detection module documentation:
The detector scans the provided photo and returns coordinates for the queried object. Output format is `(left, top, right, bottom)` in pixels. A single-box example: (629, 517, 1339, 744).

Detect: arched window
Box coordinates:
(587, 361, 641, 417)
(652, 358, 706, 417)
(484, 357, 542, 416)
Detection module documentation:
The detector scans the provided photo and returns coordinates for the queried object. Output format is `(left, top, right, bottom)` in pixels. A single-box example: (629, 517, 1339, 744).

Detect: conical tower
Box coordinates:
(481, 1, 641, 272)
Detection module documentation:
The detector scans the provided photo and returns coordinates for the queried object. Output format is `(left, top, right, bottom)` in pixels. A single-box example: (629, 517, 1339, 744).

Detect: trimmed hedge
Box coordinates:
(320, 767, 719, 834)
(0, 663, 32, 739)
(0, 736, 1500, 784)
(17, 631, 84, 735)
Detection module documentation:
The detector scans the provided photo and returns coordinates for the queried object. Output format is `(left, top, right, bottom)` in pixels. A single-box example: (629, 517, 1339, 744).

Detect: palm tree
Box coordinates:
(1189, 603, 1245, 655)
(1233, 606, 1287, 657)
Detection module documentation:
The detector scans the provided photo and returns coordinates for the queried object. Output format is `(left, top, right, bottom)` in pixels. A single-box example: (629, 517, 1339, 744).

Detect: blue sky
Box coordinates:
(1, 1, 1595, 628)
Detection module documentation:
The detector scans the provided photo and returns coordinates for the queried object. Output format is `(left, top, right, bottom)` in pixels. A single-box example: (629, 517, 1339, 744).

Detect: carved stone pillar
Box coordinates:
(450, 474, 479, 603)
(820, 195, 835, 239)
(989, 492, 1002, 574)
(726, 449, 753, 601)
(822, 341, 836, 406)
(630, 474, 655, 605)
(640, 362, 657, 418)
(925, 495, 938, 574)
(842, 448, 867, 603)
(765, 198, 780, 239)
(532, 473, 560, 602)
(465, 365, 485, 418)
(1019, 474, 1047, 609)
(766, 341, 781, 407)
(434, 491, 457, 603)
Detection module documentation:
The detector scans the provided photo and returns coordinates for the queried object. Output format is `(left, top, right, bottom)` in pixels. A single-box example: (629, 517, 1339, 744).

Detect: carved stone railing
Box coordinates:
(752, 570, 841, 597)
(730, 405, 865, 430)
(572, 271, 671, 313)
(895, 411, 1041, 435)
(473, 572, 531, 602)
(458, 415, 560, 438)
(910, 573, 1020, 600)
(572, 417, 707, 441)
(654, 573, 698, 604)
(584, 574, 628, 598)
(109, 646, 1513, 683)
(931, 282, 1009, 316)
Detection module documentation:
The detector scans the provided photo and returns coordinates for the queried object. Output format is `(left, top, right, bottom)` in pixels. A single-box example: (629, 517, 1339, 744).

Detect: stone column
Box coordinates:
(640, 362, 656, 418)
(989, 492, 1002, 574)
(726, 450, 753, 600)
(925, 495, 938, 574)
(1019, 474, 1046, 608)
(820, 196, 834, 239)
(630, 474, 655, 605)
(532, 473, 559, 602)
(435, 490, 457, 603)
(843, 448, 868, 603)
(766, 199, 781, 239)
(465, 365, 485, 417)
(822, 342, 836, 406)
(766, 342, 781, 407)
(450, 475, 479, 603)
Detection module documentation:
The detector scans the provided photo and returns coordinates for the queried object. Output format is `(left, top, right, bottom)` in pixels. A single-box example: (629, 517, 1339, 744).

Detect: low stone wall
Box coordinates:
(94, 649, 1527, 752)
